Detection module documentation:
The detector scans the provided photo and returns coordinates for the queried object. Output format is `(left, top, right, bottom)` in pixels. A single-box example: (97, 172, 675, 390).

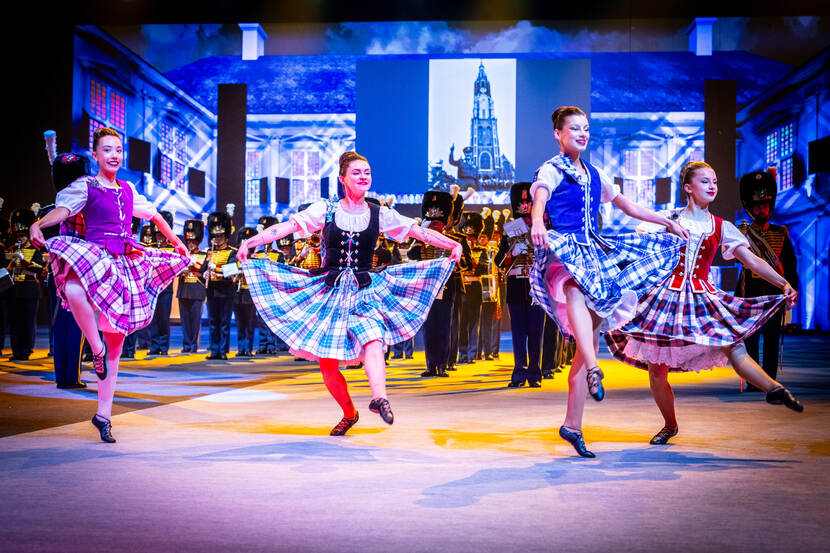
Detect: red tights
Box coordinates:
(319, 358, 357, 418)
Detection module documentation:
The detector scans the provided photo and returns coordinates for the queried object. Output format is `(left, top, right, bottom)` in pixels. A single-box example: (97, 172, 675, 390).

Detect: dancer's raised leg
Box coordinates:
(725, 343, 803, 412)
(563, 281, 605, 400)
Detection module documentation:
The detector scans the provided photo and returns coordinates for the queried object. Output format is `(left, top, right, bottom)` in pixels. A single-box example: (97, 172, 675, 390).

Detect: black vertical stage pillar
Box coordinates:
(704, 80, 739, 224)
(217, 84, 247, 230)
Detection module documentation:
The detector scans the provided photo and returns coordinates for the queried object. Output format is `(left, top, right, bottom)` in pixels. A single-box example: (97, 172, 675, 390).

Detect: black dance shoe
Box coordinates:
(436, 367, 450, 377)
(528, 381, 542, 388)
(57, 382, 87, 390)
(91, 414, 116, 443)
(507, 380, 525, 388)
(766, 386, 804, 413)
(649, 425, 678, 445)
(330, 412, 359, 436)
(542, 371, 554, 379)
(559, 426, 595, 458)
(91, 342, 108, 380)
(420, 368, 438, 377)
(369, 398, 394, 425)
(446, 365, 457, 371)
(586, 366, 605, 401)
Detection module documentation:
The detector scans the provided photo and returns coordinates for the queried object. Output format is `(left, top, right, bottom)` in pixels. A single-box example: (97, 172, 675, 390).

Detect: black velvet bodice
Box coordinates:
(311, 201, 381, 288)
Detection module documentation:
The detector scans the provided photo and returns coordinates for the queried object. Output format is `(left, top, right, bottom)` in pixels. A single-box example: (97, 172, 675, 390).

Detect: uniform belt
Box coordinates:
(508, 267, 530, 278)
(462, 275, 481, 285)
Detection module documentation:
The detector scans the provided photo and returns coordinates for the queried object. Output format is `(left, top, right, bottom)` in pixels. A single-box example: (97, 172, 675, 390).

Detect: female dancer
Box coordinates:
(30, 128, 190, 442)
(604, 161, 802, 445)
(238, 151, 461, 435)
(529, 106, 689, 458)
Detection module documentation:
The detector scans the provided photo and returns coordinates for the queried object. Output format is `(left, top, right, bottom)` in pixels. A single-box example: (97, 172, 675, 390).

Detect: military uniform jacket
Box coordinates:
(203, 246, 238, 299)
(7, 245, 44, 299)
(736, 222, 798, 298)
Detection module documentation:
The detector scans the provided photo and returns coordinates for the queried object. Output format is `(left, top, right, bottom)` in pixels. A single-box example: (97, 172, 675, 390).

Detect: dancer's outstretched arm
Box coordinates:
(733, 245, 797, 307)
(150, 212, 187, 255)
(29, 207, 70, 248)
(611, 194, 690, 240)
(237, 220, 301, 262)
(406, 224, 462, 262)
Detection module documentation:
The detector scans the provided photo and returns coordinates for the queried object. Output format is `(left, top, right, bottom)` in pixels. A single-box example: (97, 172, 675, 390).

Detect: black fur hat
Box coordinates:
(237, 226, 258, 243)
(421, 191, 453, 224)
(457, 211, 484, 236)
(510, 182, 533, 218)
(51, 153, 91, 192)
(10, 209, 35, 233)
(151, 210, 174, 236)
(183, 219, 205, 243)
(739, 171, 777, 216)
(207, 212, 232, 239)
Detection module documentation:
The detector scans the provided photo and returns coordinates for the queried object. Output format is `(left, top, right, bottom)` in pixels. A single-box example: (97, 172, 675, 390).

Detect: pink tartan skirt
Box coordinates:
(604, 278, 786, 372)
(47, 236, 190, 335)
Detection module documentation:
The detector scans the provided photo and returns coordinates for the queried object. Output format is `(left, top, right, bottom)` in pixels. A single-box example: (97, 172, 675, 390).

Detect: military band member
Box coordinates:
(477, 213, 500, 360)
(457, 212, 486, 364)
(130, 223, 156, 352)
(446, 188, 474, 371)
(7, 208, 44, 360)
(204, 209, 237, 360)
(251, 215, 283, 355)
(736, 170, 799, 385)
(44, 153, 89, 386)
(495, 182, 544, 387)
(177, 218, 207, 353)
(234, 227, 258, 357)
(147, 210, 175, 356)
(409, 190, 456, 377)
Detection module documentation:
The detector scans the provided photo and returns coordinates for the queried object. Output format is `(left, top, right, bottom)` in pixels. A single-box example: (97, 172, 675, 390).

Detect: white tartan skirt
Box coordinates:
(242, 258, 454, 364)
(529, 230, 685, 340)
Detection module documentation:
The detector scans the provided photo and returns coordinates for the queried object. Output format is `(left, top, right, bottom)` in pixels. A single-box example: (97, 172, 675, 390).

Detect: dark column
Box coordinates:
(704, 80, 739, 222)
(7, 24, 73, 217)
(217, 84, 247, 230)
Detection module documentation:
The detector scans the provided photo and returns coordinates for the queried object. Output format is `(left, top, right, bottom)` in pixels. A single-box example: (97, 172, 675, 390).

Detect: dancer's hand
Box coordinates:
(782, 283, 798, 308)
(237, 241, 249, 262)
(664, 220, 690, 241)
(29, 222, 45, 249)
(449, 243, 462, 262)
(530, 220, 547, 247)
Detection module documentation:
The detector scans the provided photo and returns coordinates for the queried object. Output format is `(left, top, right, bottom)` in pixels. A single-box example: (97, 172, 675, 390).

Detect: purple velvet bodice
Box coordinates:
(82, 178, 143, 255)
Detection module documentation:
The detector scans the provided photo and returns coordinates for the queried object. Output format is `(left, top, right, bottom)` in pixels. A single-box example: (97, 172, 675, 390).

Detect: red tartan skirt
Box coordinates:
(604, 277, 786, 372)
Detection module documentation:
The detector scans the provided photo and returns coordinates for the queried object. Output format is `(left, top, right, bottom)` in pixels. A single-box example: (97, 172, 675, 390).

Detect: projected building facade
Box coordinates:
(447, 62, 515, 191)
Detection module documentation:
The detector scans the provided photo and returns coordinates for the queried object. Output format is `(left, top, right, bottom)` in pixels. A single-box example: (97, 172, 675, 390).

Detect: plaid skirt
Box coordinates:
(242, 258, 454, 364)
(529, 230, 684, 340)
(47, 236, 190, 335)
(604, 280, 786, 372)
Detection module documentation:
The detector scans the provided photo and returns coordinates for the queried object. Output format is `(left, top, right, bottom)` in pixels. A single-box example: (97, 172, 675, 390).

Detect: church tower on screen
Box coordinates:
(470, 61, 502, 182)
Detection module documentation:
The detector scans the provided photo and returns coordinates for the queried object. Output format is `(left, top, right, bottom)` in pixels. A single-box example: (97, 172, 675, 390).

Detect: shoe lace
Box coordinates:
(586, 367, 603, 394)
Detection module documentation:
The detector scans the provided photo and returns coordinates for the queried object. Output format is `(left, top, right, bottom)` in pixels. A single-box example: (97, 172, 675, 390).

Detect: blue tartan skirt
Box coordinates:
(241, 258, 454, 364)
(529, 230, 684, 340)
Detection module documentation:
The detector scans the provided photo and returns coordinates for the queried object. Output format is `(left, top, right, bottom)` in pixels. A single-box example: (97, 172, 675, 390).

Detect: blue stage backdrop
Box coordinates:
(356, 59, 429, 200)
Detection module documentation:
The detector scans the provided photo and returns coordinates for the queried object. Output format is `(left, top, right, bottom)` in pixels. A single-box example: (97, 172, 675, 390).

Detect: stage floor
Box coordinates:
(1, 334, 829, 553)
